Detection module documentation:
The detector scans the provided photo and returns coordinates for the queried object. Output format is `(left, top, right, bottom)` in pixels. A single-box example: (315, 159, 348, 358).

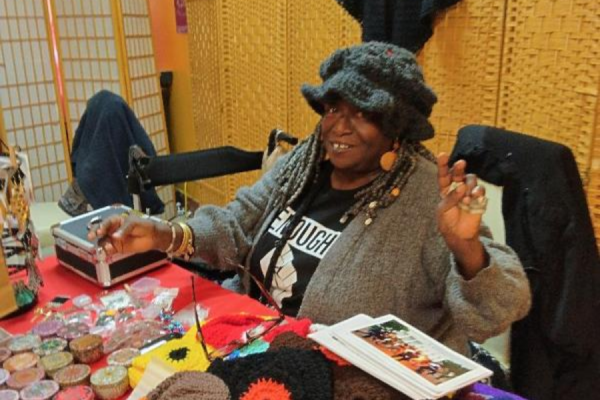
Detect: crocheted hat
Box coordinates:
(208, 348, 332, 400)
(301, 42, 437, 141)
(332, 365, 403, 400)
(267, 332, 317, 353)
(147, 371, 230, 400)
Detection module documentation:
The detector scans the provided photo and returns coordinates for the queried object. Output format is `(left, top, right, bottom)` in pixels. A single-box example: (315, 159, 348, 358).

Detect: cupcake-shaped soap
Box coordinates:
(8, 335, 41, 354)
(39, 351, 73, 378)
(0, 348, 11, 364)
(107, 348, 139, 368)
(53, 364, 91, 389)
(90, 366, 129, 400)
(32, 320, 64, 339)
(54, 385, 95, 400)
(34, 338, 68, 357)
(3, 352, 39, 373)
(20, 380, 60, 400)
(57, 323, 89, 341)
(0, 389, 19, 400)
(6, 367, 44, 390)
(69, 335, 103, 364)
(0, 368, 9, 386)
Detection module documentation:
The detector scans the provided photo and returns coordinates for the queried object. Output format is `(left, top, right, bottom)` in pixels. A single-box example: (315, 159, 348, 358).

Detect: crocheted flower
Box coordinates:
(129, 334, 210, 388)
(240, 378, 292, 400)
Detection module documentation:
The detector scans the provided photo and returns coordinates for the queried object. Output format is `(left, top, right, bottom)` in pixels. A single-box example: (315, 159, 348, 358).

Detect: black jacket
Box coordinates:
(336, 0, 461, 53)
(71, 90, 164, 214)
(450, 125, 600, 400)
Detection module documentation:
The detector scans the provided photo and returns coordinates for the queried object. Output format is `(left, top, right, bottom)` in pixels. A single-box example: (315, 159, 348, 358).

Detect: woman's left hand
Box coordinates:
(436, 153, 488, 279)
(436, 153, 486, 241)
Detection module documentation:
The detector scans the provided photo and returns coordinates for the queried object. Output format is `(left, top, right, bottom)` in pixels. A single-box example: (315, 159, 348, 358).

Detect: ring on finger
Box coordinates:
(458, 196, 488, 214)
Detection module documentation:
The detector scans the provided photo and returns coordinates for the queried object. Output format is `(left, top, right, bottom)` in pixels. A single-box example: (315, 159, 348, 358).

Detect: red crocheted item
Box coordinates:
(263, 318, 312, 343)
(318, 346, 351, 367)
(202, 314, 267, 348)
(202, 314, 312, 348)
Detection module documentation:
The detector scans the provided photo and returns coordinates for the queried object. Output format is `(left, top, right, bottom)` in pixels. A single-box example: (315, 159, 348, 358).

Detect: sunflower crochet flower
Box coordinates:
(128, 334, 211, 388)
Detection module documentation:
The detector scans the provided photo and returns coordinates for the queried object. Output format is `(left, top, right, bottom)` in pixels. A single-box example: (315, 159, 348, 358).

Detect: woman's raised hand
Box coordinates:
(436, 153, 487, 241)
(436, 153, 489, 278)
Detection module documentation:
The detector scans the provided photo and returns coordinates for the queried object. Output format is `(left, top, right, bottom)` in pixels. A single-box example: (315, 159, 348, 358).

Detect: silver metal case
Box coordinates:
(51, 205, 168, 287)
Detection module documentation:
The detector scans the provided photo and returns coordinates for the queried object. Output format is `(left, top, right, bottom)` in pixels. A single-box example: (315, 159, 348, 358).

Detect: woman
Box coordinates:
(90, 42, 530, 354)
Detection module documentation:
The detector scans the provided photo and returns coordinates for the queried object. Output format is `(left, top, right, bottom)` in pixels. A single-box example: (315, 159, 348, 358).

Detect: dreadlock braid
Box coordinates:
(272, 125, 324, 212)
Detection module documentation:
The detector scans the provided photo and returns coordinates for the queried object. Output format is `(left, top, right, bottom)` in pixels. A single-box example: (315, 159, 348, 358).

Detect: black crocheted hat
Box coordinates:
(301, 42, 437, 141)
(208, 348, 333, 400)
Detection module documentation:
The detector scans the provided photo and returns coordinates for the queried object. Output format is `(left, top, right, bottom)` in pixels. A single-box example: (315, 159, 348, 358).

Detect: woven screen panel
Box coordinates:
(287, 1, 360, 139)
(498, 0, 600, 243)
(119, 0, 175, 217)
(54, 0, 121, 134)
(0, 0, 70, 202)
(186, 0, 230, 206)
(419, 0, 505, 156)
(187, 0, 360, 205)
(218, 0, 288, 201)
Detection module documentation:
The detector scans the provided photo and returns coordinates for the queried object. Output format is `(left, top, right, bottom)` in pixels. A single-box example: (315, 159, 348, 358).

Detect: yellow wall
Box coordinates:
(184, 0, 600, 245)
(148, 0, 195, 157)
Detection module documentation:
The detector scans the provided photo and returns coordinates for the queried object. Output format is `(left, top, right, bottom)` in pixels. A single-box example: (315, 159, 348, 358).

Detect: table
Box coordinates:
(1, 258, 526, 400)
(0, 256, 275, 335)
(0, 257, 276, 399)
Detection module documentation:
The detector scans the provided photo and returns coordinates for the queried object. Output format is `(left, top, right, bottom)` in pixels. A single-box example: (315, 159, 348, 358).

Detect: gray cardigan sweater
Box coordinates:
(187, 155, 531, 354)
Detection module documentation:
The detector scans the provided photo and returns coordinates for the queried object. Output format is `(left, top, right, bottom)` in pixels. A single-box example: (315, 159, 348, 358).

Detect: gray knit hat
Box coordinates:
(301, 42, 437, 141)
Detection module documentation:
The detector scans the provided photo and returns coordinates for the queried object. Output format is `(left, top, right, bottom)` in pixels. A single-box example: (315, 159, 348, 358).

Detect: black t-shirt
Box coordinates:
(249, 162, 361, 316)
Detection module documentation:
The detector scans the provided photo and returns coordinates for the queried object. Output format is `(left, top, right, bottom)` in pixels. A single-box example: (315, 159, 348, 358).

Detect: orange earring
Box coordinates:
(379, 141, 400, 172)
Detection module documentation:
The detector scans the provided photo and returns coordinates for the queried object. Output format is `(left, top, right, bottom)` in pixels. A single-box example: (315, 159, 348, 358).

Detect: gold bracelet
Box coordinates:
(164, 221, 176, 254)
(172, 222, 194, 260)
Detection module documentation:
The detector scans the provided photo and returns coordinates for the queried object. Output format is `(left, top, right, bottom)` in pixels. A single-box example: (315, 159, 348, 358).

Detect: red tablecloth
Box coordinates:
(0, 256, 275, 335)
(0, 257, 276, 399)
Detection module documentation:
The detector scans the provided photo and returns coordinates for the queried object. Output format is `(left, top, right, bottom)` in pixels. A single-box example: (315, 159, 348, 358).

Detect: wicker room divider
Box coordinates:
(186, 0, 600, 245)
(52, 0, 175, 217)
(0, 0, 175, 216)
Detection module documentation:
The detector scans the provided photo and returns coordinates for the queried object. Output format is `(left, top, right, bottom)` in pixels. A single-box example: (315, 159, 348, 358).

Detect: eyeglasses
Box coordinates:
(191, 264, 286, 362)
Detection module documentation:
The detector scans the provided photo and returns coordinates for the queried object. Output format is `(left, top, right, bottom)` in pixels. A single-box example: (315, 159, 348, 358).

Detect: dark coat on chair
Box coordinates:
(71, 90, 164, 214)
(450, 125, 600, 400)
